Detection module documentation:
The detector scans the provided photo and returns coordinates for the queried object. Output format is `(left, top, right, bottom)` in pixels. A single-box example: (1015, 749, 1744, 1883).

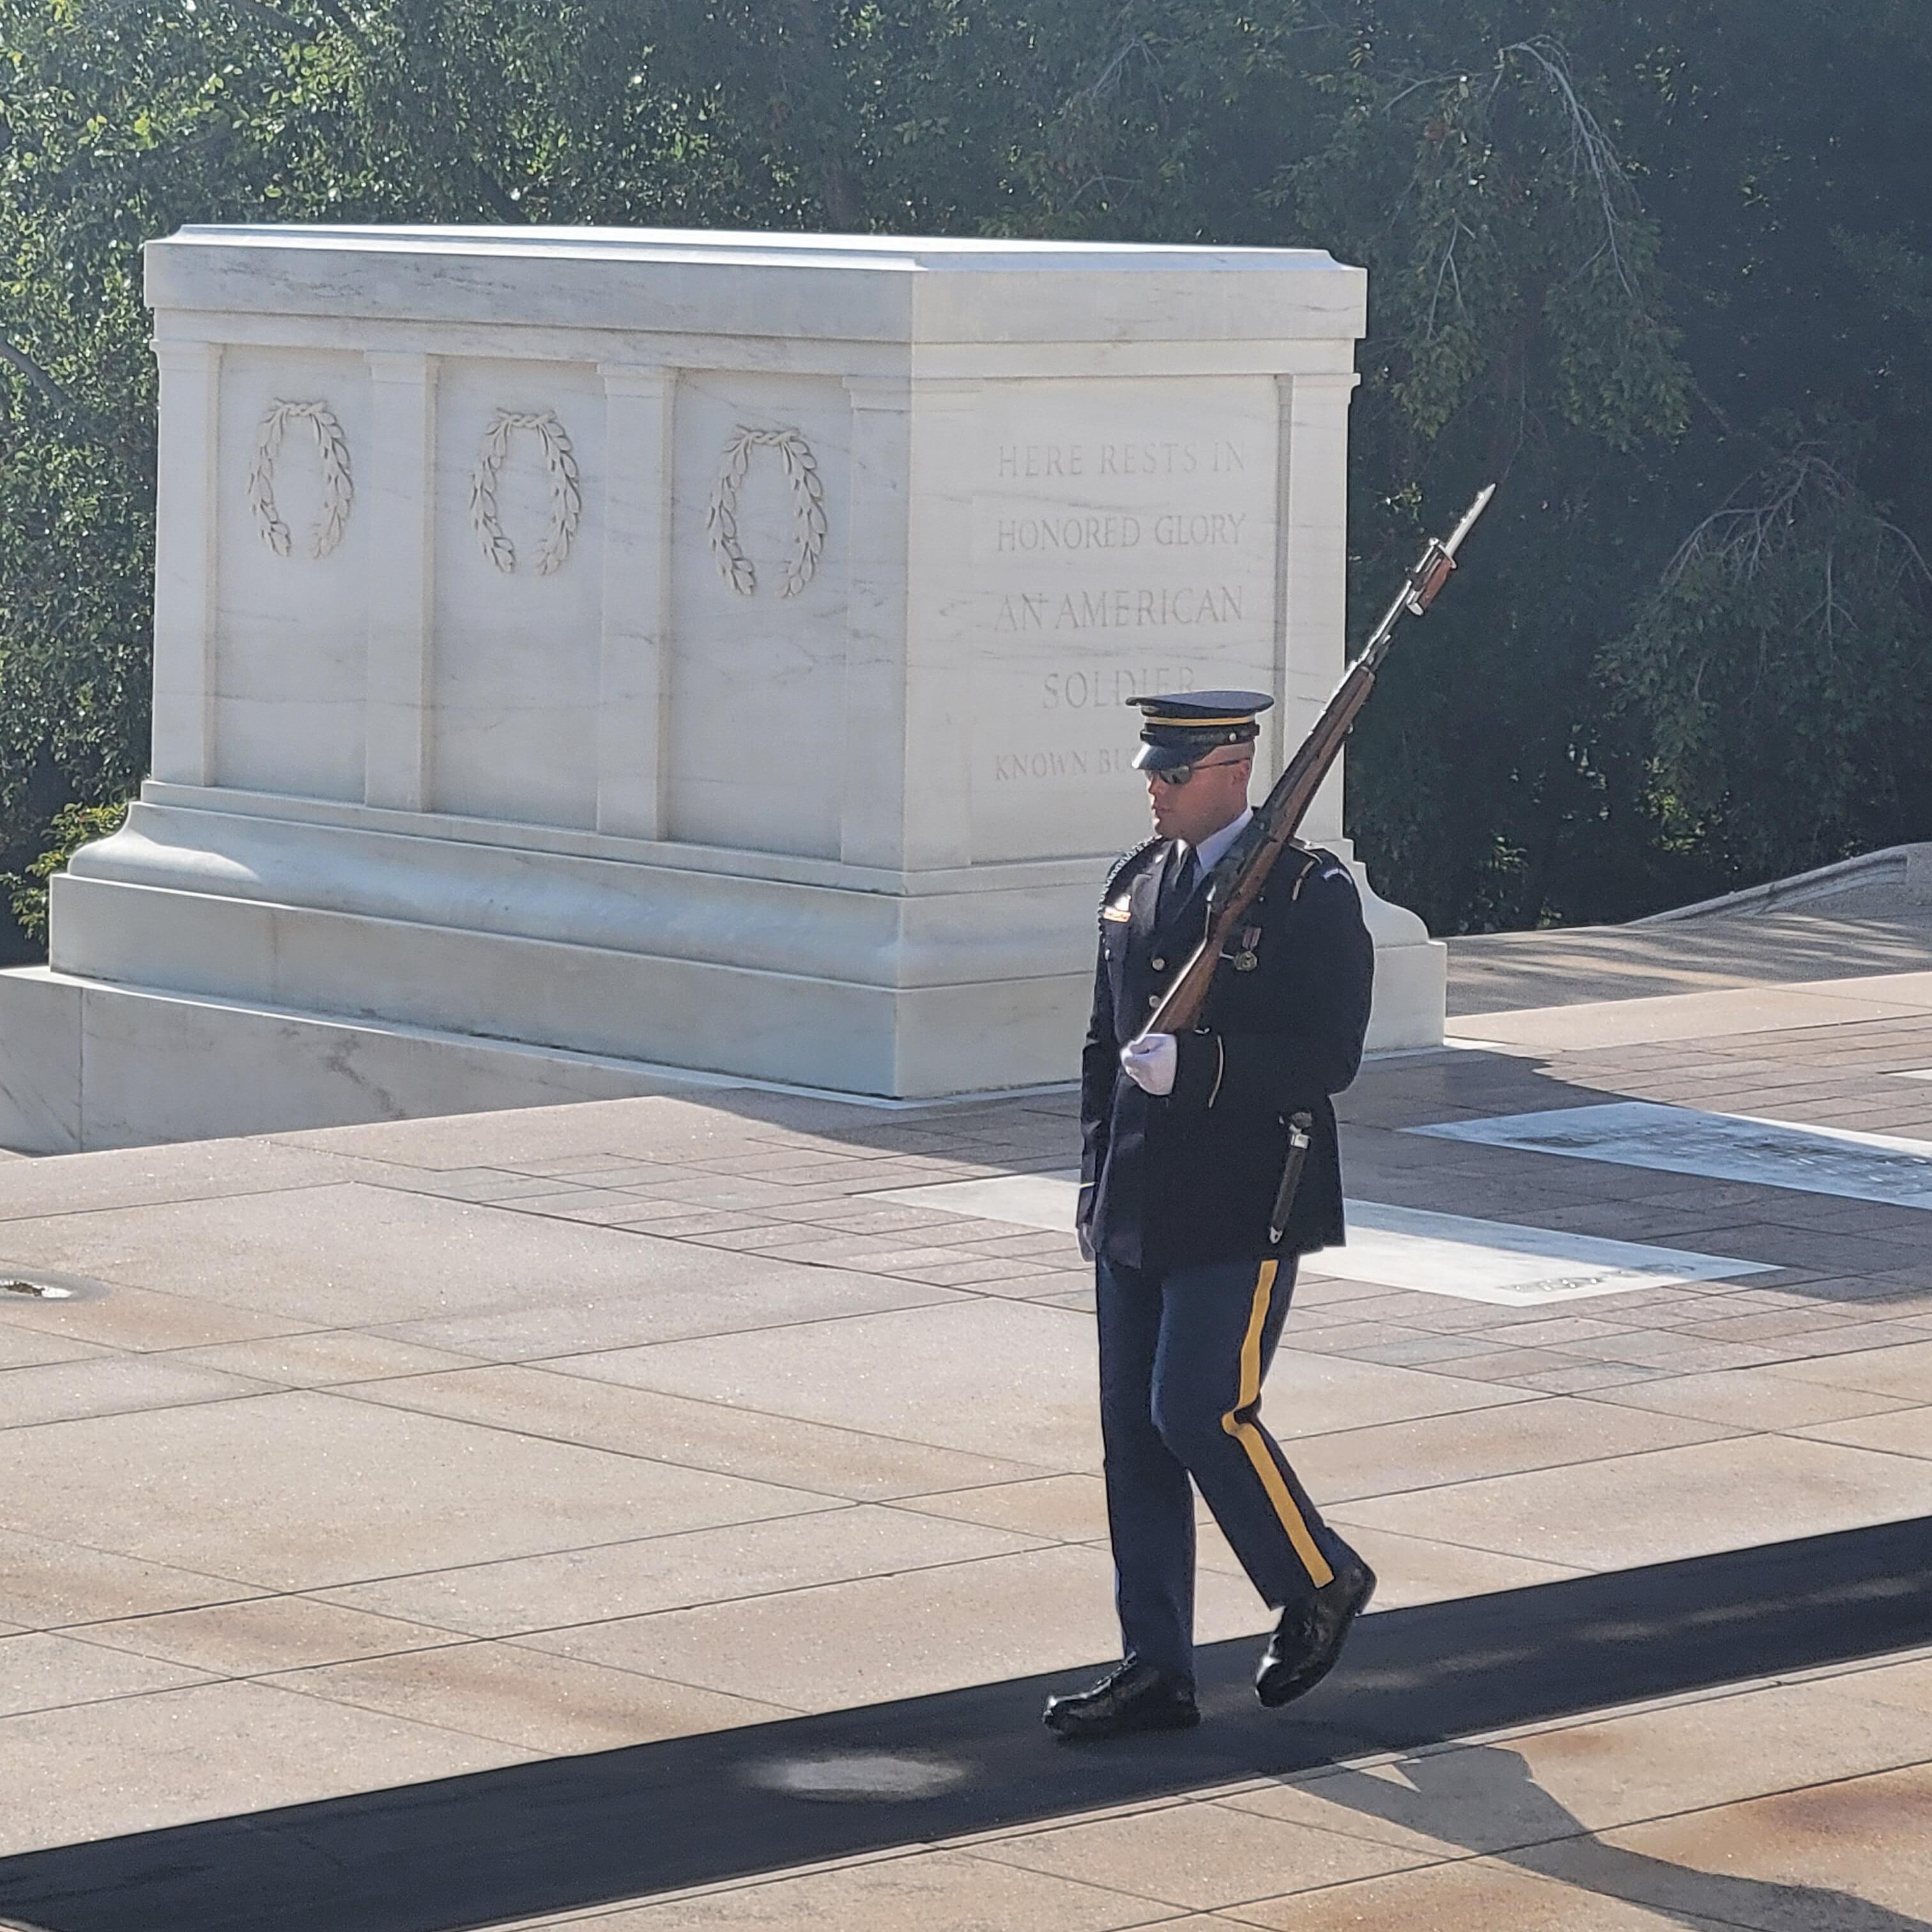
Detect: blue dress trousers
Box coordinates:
(1078, 838, 1376, 1683)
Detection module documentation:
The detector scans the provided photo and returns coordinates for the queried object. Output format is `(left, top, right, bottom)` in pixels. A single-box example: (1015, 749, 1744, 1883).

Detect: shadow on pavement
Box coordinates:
(1, 1517, 1927, 1932)
(1312, 1742, 1932, 1930)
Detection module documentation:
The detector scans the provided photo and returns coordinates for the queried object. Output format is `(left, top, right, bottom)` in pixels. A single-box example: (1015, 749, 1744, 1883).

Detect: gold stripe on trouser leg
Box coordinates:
(1221, 1259, 1335, 1589)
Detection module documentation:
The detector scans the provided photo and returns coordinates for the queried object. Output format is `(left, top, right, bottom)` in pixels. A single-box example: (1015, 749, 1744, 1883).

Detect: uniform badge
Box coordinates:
(1231, 923, 1262, 972)
(1102, 898, 1133, 923)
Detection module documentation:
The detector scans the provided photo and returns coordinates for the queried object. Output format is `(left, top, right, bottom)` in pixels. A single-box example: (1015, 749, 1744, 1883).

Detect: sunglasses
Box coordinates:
(1147, 753, 1249, 788)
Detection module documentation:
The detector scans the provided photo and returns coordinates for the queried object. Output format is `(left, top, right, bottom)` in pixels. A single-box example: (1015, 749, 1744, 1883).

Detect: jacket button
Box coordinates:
(1147, 993, 1160, 1008)
(1151, 956, 1165, 970)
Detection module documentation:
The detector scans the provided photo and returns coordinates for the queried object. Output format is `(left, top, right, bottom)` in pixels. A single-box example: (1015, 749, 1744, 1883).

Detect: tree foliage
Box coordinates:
(2, 0, 1928, 953)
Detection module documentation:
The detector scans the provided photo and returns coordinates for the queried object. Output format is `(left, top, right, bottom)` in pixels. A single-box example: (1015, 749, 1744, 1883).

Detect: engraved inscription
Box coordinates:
(997, 514, 1141, 552)
(994, 439, 1246, 479)
(983, 663, 1202, 781)
(1153, 512, 1245, 548)
(993, 587, 1243, 632)
(1043, 664, 1199, 710)
(970, 388, 1275, 829)
(993, 512, 1247, 553)
(992, 744, 1146, 783)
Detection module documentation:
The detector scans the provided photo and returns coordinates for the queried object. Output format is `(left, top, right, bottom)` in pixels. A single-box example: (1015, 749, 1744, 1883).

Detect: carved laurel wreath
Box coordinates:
(707, 426, 827, 598)
(468, 408, 583, 576)
(247, 399, 354, 559)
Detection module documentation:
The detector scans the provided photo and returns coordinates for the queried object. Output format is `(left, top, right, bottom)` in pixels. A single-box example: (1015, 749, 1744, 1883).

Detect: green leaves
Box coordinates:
(1603, 445, 1932, 878)
(4, 797, 127, 944)
(0, 0, 1926, 953)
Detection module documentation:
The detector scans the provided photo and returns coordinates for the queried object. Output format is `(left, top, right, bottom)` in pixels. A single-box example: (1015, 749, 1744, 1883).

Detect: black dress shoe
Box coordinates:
(1043, 1660, 1200, 1741)
(1255, 1558, 1376, 1709)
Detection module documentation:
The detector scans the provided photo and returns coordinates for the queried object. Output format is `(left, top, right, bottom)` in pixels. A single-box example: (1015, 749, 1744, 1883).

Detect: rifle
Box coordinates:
(1144, 484, 1496, 1042)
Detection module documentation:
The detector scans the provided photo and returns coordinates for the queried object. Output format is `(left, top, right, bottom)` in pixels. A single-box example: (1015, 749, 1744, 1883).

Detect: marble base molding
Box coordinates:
(13, 790, 1439, 1150)
(0, 965, 698, 1156)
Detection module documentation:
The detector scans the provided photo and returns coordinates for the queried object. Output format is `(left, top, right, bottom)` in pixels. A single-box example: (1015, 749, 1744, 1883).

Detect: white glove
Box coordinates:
(1120, 1032, 1177, 1096)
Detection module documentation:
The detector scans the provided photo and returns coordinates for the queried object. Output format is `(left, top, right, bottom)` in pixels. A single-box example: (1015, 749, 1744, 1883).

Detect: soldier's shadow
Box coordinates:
(1295, 1741, 1931, 1929)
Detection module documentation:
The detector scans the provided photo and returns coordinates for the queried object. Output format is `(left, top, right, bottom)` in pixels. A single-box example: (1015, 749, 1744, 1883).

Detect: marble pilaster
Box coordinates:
(1276, 370, 1358, 842)
(595, 364, 675, 840)
(362, 351, 438, 812)
(148, 339, 222, 787)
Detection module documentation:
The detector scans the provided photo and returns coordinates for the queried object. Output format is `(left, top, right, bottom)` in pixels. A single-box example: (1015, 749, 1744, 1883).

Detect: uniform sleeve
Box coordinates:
(1077, 942, 1118, 1252)
(1170, 865, 1374, 1116)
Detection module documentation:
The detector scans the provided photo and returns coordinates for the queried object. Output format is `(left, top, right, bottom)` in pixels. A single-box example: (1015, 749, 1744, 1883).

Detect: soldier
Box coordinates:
(1044, 690, 1379, 1742)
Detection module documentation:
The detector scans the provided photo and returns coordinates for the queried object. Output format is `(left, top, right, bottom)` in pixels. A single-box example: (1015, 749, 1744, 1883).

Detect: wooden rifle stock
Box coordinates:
(1146, 484, 1495, 1040)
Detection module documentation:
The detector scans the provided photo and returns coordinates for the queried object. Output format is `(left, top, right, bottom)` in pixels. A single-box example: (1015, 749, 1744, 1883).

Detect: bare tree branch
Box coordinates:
(1383, 71, 1467, 114)
(466, 162, 532, 226)
(776, 0, 864, 229)
(1495, 38, 1641, 298)
(0, 330, 150, 475)
(0, 332, 106, 438)
(1659, 450, 1931, 635)
(1422, 215, 1477, 340)
(1067, 7, 1165, 116)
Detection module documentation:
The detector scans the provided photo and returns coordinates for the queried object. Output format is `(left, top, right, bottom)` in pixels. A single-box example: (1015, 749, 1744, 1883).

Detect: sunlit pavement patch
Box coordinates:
(868, 1170, 1080, 1230)
(1410, 1100, 1932, 1209)
(1319, 1202, 1769, 1305)
(741, 1752, 972, 1803)
(866, 1172, 1768, 1305)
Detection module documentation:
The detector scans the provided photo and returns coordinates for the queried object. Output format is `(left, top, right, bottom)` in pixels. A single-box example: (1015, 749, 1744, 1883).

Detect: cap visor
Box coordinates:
(1131, 742, 1192, 772)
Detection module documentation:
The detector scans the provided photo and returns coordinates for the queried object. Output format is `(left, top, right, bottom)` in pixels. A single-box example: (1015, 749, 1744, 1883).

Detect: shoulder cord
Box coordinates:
(1097, 836, 1163, 925)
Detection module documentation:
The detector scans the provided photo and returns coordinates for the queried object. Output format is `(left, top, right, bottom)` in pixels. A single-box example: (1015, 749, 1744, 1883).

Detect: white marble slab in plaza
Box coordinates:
(868, 1171, 1769, 1305)
(0, 226, 1445, 1152)
(1413, 1101, 1932, 1208)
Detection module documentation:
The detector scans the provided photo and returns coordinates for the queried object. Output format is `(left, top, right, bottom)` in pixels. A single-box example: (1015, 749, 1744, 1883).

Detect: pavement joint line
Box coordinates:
(0, 1524, 276, 1602)
(0, 1379, 296, 1432)
(519, 1829, 1178, 1925)
(41, 1591, 480, 1646)
(445, 1191, 1103, 1290)
(1176, 1754, 1932, 1920)
(1, 1174, 458, 1230)
(471, 1538, 1093, 1638)
(317, 1381, 878, 1505)
(954, 1827, 1434, 1919)
(1321, 1513, 1619, 1574)
(16, 1515, 1062, 1660)
(38, 1507, 1083, 1636)
(366, 1286, 1022, 1367)
(448, 1360, 1066, 1476)
(4, 1665, 558, 1768)
(47, 1619, 813, 1728)
(248, 1652, 804, 1757)
(0, 1630, 484, 1721)
(292, 1532, 1091, 1642)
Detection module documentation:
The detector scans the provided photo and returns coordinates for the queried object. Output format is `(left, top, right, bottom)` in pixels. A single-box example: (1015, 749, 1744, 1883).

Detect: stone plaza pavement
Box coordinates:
(3, 921, 1932, 1928)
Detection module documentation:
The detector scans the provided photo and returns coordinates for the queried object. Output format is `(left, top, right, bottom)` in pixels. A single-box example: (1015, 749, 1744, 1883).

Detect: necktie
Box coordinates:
(1159, 847, 1199, 926)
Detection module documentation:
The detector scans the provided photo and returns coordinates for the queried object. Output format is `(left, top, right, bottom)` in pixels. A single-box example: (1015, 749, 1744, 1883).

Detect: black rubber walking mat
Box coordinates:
(3, 1514, 1928, 1932)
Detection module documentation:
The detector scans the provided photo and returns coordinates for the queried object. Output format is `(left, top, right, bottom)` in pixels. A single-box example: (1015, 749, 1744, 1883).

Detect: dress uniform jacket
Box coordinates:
(1078, 839, 1374, 1274)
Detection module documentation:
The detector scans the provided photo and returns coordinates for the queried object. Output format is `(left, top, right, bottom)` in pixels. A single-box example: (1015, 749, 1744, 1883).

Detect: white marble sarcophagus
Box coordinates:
(0, 226, 1443, 1152)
